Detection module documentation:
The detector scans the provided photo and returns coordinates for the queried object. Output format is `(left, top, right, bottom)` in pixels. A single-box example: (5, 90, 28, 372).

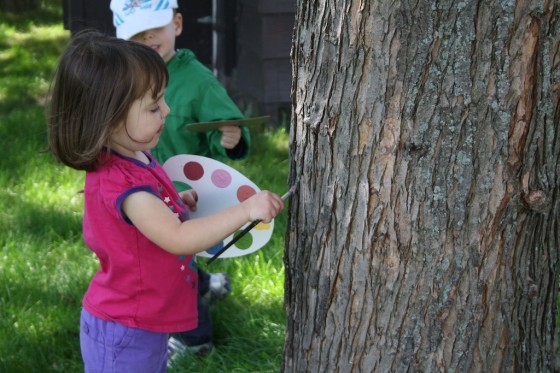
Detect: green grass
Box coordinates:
(0, 5, 289, 372)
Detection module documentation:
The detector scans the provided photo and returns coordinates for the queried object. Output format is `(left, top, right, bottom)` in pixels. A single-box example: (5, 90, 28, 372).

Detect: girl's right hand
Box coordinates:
(243, 191, 284, 223)
(123, 189, 285, 256)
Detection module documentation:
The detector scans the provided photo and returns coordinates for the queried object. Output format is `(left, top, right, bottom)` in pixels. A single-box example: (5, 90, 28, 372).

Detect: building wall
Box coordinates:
(231, 0, 295, 124)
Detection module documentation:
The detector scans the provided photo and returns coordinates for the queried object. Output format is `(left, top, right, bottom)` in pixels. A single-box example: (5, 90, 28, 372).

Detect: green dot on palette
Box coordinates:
(232, 229, 253, 250)
(172, 181, 192, 193)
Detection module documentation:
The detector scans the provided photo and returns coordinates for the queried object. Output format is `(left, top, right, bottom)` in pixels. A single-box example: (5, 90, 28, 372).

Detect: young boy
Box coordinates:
(110, 0, 251, 358)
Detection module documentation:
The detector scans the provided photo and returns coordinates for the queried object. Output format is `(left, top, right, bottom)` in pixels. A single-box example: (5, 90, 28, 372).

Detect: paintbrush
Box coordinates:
(206, 184, 297, 265)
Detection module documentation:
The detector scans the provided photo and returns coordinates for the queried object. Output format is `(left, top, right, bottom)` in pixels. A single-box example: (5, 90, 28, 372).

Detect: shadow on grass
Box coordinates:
(1, 187, 82, 240)
(0, 2, 63, 34)
(0, 34, 68, 114)
(0, 272, 85, 373)
(0, 192, 87, 372)
(0, 105, 53, 177)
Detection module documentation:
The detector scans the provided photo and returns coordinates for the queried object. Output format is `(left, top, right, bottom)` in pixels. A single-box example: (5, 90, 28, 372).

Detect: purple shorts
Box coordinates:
(80, 308, 168, 373)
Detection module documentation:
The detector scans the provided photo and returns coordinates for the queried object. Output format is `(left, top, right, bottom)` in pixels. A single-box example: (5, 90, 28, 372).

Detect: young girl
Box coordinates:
(47, 31, 284, 372)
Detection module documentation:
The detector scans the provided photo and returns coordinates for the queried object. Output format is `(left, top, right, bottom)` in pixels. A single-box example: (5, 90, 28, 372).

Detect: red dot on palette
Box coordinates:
(237, 185, 256, 202)
(183, 161, 204, 181)
(211, 169, 232, 188)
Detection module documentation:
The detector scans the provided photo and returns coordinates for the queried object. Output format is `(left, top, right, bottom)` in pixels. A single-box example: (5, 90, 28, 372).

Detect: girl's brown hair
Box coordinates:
(47, 30, 169, 171)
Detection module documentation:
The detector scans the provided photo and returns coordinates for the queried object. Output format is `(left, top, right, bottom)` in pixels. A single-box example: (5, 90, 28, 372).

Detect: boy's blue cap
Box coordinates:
(111, 0, 178, 40)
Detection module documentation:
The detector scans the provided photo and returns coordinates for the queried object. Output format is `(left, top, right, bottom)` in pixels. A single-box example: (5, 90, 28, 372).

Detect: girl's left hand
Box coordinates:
(180, 189, 198, 211)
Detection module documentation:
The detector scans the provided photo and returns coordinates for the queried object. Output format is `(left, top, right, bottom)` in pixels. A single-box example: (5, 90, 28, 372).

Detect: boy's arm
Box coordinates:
(223, 126, 250, 159)
(197, 79, 252, 160)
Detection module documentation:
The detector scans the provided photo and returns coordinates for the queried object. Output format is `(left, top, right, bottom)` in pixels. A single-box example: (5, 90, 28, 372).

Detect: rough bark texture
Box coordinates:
(284, 0, 560, 372)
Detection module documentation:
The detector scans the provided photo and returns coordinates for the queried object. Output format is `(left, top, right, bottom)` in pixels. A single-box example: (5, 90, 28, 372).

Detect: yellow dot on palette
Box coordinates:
(254, 222, 271, 230)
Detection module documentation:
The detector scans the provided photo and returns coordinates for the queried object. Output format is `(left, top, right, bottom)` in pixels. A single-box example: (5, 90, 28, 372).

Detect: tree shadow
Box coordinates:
(0, 34, 68, 114)
(0, 195, 87, 373)
(0, 2, 63, 31)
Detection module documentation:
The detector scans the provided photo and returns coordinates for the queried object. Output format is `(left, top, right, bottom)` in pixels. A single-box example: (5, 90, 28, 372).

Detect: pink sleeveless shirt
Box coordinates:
(82, 151, 198, 333)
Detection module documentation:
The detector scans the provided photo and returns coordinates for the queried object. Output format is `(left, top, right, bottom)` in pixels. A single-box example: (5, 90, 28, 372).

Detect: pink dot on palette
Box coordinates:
(211, 169, 232, 188)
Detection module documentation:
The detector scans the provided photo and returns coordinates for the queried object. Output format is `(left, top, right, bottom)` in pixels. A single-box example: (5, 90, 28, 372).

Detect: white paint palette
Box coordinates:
(163, 154, 274, 259)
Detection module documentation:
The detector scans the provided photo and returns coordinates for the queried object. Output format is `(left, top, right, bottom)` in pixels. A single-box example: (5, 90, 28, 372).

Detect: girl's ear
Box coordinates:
(173, 13, 183, 37)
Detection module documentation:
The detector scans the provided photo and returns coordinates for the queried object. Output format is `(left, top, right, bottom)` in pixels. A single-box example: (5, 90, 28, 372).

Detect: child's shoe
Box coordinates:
(167, 336, 187, 367)
(167, 336, 213, 367)
(202, 273, 230, 304)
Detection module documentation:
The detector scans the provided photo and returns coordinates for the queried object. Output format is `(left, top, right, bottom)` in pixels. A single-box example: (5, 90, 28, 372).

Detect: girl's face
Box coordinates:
(130, 13, 183, 63)
(109, 88, 170, 158)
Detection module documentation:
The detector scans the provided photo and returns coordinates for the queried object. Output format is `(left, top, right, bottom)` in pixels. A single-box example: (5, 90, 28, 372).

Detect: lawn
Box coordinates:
(0, 3, 290, 372)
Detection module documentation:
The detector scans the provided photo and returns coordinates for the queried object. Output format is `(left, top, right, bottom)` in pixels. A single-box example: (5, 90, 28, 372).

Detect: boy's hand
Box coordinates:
(219, 125, 242, 149)
(180, 189, 198, 212)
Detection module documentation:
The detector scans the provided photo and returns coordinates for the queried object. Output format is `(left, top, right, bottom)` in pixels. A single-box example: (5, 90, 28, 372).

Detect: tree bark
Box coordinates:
(284, 0, 560, 372)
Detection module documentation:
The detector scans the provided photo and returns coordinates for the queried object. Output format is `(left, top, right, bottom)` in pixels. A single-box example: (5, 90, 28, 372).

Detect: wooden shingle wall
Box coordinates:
(232, 0, 295, 124)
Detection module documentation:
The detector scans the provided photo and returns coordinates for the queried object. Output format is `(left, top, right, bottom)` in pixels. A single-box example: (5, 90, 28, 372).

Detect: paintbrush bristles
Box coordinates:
(281, 184, 297, 201)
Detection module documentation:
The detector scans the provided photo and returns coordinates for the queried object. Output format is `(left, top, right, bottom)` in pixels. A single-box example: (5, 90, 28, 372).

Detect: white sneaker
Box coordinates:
(167, 336, 187, 367)
(202, 273, 230, 304)
(167, 336, 213, 368)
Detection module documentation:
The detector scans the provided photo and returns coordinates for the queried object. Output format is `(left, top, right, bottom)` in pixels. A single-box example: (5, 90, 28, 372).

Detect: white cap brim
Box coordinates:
(115, 8, 174, 40)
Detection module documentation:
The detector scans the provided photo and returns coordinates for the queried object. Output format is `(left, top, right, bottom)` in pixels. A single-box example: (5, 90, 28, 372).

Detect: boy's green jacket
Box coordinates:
(151, 49, 251, 164)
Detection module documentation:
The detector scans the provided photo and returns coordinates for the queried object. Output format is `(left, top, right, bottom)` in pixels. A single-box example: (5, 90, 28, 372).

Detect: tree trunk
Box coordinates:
(284, 0, 560, 372)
